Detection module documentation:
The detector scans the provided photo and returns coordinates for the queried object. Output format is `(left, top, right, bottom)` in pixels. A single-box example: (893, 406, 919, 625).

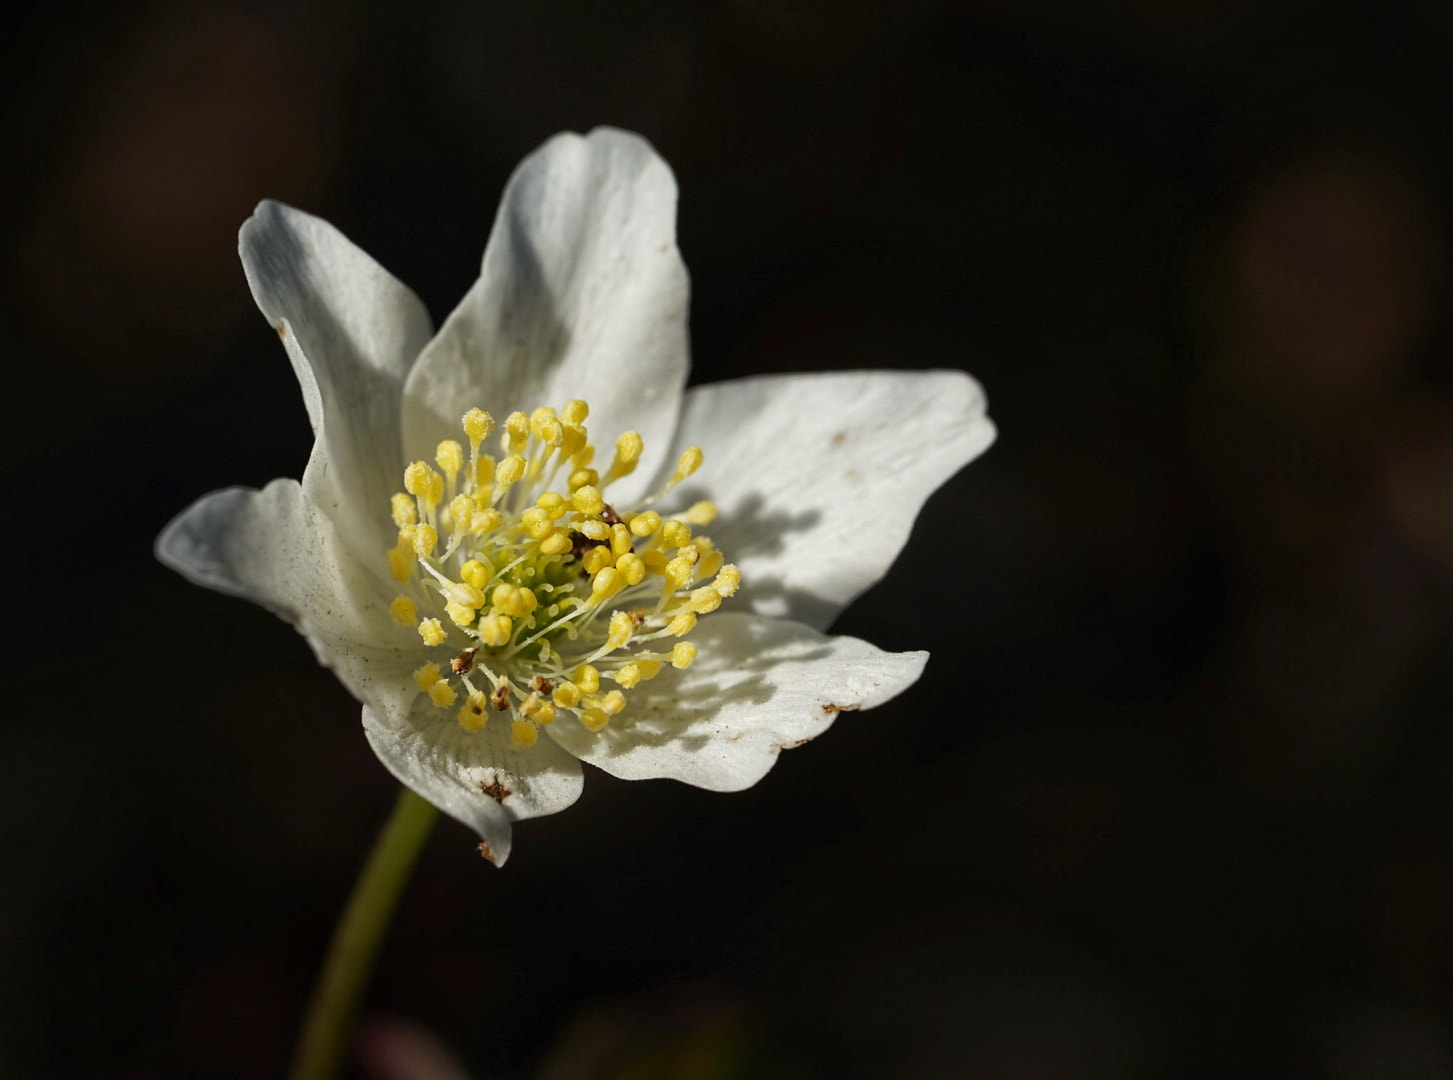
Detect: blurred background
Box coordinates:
(5, 1, 1453, 1077)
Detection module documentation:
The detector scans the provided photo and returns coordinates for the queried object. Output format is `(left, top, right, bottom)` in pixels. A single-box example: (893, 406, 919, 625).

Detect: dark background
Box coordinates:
(5, 1, 1453, 1077)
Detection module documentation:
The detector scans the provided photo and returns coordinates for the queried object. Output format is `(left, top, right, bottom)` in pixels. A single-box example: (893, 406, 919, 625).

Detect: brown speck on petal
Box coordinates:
(821, 702, 860, 716)
(477, 840, 497, 865)
(478, 775, 512, 803)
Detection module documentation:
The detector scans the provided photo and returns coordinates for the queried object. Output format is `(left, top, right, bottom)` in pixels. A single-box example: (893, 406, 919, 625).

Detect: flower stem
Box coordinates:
(289, 787, 439, 1080)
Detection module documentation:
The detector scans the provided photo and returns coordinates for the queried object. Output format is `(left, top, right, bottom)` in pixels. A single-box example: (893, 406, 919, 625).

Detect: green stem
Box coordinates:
(289, 787, 439, 1080)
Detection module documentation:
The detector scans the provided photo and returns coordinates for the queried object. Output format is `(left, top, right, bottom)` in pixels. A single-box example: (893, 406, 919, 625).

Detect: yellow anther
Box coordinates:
(520, 695, 556, 725)
(503, 412, 530, 454)
(682, 500, 718, 525)
(568, 468, 599, 491)
(616, 431, 643, 465)
(521, 508, 553, 539)
(460, 560, 490, 589)
(572, 485, 604, 515)
(428, 680, 457, 707)
(579, 707, 609, 732)
(443, 581, 483, 608)
(390, 597, 418, 627)
(580, 519, 610, 541)
(606, 610, 634, 650)
(444, 495, 471, 535)
(538, 531, 572, 556)
(698, 550, 724, 578)
(598, 690, 627, 716)
(537, 491, 568, 519)
(670, 641, 698, 669)
(511, 720, 539, 748)
(552, 682, 582, 708)
(604, 431, 643, 483)
(666, 611, 697, 637)
(561, 424, 587, 460)
(614, 663, 643, 689)
(445, 601, 476, 628)
(474, 456, 496, 486)
(436, 440, 464, 482)
(470, 507, 501, 535)
(388, 546, 412, 583)
(458, 691, 488, 732)
(591, 566, 624, 601)
(495, 454, 525, 487)
(391, 493, 417, 527)
(616, 553, 646, 586)
(610, 523, 633, 557)
(673, 447, 703, 480)
(713, 565, 741, 597)
(411, 524, 438, 557)
(574, 664, 600, 694)
(637, 659, 664, 681)
(413, 662, 443, 692)
(688, 587, 722, 614)
(530, 408, 563, 447)
(462, 408, 494, 447)
(663, 557, 695, 593)
(582, 545, 613, 576)
(476, 614, 513, 647)
(660, 520, 692, 549)
(639, 549, 667, 574)
(629, 511, 662, 537)
(403, 461, 433, 497)
(492, 584, 525, 617)
(418, 618, 447, 646)
(678, 544, 701, 567)
(562, 399, 589, 426)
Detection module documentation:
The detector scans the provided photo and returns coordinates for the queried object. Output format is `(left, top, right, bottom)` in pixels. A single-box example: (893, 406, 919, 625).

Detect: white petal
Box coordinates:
(155, 480, 411, 686)
(666, 370, 995, 630)
(362, 696, 586, 867)
(241, 201, 434, 558)
(548, 613, 926, 791)
(401, 128, 689, 503)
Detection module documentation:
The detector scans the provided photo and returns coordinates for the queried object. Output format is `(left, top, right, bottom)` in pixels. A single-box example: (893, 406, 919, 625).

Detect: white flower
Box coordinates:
(157, 127, 996, 866)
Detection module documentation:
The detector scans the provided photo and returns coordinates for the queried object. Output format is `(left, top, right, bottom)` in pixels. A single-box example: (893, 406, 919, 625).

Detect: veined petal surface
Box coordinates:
(402, 128, 689, 506)
(363, 697, 586, 866)
(665, 370, 996, 630)
(548, 613, 927, 791)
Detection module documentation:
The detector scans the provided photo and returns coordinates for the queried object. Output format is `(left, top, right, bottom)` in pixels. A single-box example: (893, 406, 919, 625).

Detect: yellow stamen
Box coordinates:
(390, 597, 418, 627)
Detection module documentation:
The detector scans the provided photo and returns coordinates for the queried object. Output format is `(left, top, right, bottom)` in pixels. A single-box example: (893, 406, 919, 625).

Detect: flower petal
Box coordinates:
(401, 128, 689, 502)
(666, 370, 995, 630)
(241, 201, 435, 558)
(548, 612, 926, 791)
(362, 697, 586, 867)
(155, 479, 410, 683)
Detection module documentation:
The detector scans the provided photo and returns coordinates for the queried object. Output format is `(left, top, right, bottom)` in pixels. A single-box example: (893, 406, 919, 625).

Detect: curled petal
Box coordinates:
(548, 612, 927, 791)
(156, 479, 409, 685)
(241, 201, 434, 558)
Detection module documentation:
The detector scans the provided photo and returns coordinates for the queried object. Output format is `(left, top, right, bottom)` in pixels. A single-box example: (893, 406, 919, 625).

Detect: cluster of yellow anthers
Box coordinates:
(385, 400, 740, 749)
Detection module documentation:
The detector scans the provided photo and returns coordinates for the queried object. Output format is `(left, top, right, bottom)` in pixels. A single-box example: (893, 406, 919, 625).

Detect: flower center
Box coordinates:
(384, 399, 739, 748)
